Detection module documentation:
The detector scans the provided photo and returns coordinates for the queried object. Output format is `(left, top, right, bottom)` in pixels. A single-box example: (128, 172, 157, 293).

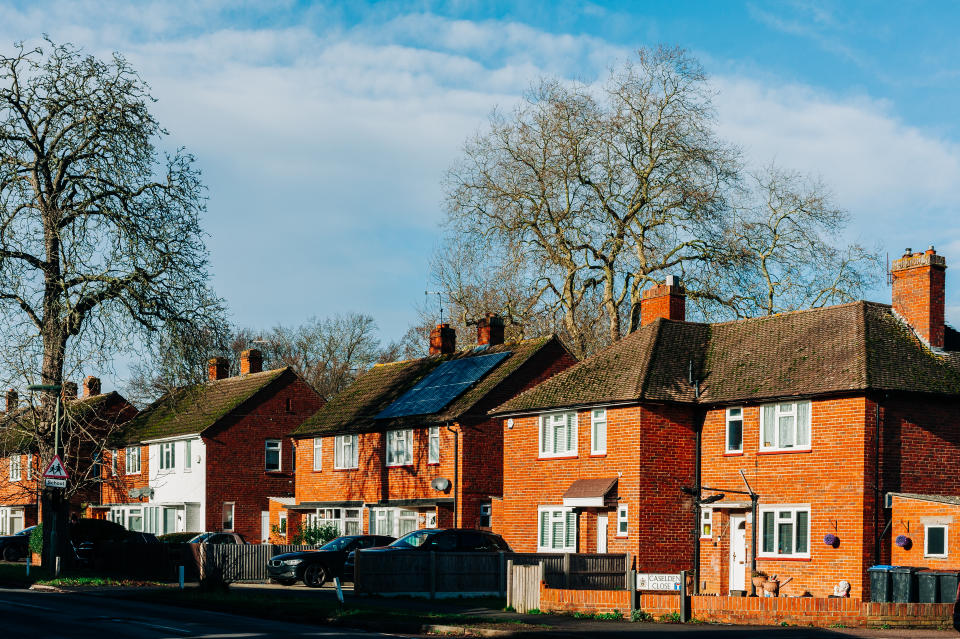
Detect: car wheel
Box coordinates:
(303, 564, 327, 588)
(2, 546, 19, 562)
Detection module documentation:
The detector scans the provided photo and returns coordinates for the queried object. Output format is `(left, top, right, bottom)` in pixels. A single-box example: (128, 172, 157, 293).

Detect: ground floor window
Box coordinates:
(309, 507, 363, 536)
(478, 503, 491, 528)
(0, 507, 25, 535)
(760, 505, 810, 558)
(369, 507, 420, 537)
(538, 506, 576, 552)
(925, 524, 948, 558)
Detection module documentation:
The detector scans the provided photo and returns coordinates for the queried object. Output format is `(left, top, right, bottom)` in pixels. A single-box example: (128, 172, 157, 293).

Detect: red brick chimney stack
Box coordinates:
(83, 376, 101, 398)
(477, 314, 505, 346)
(6, 389, 17, 412)
(641, 275, 686, 327)
(208, 356, 229, 381)
(891, 245, 947, 349)
(240, 349, 263, 375)
(429, 323, 456, 355)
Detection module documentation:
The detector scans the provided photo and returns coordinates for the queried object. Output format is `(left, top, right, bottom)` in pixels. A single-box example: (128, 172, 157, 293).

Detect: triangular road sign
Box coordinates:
(42, 454, 69, 479)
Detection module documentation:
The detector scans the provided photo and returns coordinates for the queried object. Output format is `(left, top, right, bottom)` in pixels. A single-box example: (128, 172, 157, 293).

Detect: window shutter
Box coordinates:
(567, 413, 576, 453)
(565, 511, 577, 551)
(796, 401, 811, 446)
(762, 405, 775, 447)
(352, 435, 359, 467)
(539, 510, 548, 548)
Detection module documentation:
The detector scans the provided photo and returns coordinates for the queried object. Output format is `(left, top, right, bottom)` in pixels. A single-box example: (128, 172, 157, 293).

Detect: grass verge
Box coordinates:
(0, 563, 166, 589)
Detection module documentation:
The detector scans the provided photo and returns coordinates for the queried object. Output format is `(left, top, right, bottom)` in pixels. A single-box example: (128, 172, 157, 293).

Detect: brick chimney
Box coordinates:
(477, 313, 505, 346)
(208, 356, 229, 381)
(83, 376, 101, 398)
(429, 323, 456, 355)
(240, 349, 263, 375)
(891, 245, 947, 349)
(6, 389, 17, 412)
(63, 381, 78, 399)
(641, 275, 686, 326)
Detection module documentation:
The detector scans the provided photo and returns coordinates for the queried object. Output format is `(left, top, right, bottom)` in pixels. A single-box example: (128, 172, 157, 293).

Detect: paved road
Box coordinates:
(0, 587, 413, 639)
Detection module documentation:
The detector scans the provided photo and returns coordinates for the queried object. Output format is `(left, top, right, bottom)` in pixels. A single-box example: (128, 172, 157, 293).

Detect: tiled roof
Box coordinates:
(0, 391, 134, 452)
(115, 368, 289, 444)
(888, 492, 960, 506)
(293, 336, 566, 437)
(563, 477, 618, 500)
(494, 301, 960, 414)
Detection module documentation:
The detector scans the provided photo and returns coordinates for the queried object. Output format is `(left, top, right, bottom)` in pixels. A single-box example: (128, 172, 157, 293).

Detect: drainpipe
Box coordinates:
(445, 423, 458, 527)
(692, 410, 705, 595)
(874, 398, 882, 565)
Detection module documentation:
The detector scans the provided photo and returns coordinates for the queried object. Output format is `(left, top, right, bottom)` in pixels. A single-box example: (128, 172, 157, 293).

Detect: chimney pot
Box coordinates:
(208, 356, 229, 381)
(429, 323, 456, 355)
(240, 349, 263, 375)
(477, 313, 506, 346)
(83, 375, 101, 398)
(6, 389, 17, 413)
(891, 245, 947, 349)
(640, 276, 686, 327)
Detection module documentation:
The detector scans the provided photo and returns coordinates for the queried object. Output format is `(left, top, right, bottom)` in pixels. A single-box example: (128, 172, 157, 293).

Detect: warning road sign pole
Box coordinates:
(28, 384, 64, 578)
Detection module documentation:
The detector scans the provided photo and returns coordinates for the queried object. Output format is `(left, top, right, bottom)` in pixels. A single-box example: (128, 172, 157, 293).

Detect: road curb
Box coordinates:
(28, 584, 66, 593)
(421, 624, 517, 637)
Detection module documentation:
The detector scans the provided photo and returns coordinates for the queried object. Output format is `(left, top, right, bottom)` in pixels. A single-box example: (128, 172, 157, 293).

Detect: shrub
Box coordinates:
(291, 523, 340, 546)
(631, 609, 653, 622)
(29, 524, 43, 555)
(158, 532, 201, 543)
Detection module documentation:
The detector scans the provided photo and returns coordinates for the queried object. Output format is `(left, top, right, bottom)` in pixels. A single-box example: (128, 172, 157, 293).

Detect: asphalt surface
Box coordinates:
(0, 587, 414, 639)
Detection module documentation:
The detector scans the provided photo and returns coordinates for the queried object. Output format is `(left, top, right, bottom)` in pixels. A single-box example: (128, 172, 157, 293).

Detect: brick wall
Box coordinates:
(99, 445, 150, 504)
(890, 249, 946, 348)
(497, 403, 696, 571)
(0, 454, 38, 508)
(889, 495, 960, 569)
(204, 375, 323, 543)
(540, 584, 632, 615)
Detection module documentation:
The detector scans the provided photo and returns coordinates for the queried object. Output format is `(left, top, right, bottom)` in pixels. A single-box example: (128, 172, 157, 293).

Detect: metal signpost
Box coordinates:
(28, 383, 64, 577)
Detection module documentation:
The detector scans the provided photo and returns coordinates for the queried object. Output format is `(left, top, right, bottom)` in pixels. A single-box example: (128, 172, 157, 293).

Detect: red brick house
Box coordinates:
(282, 316, 575, 541)
(0, 377, 137, 534)
(92, 350, 324, 543)
(493, 248, 960, 599)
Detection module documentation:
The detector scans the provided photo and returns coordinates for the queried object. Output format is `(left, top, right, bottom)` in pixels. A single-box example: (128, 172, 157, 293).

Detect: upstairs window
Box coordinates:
(313, 437, 323, 471)
(591, 409, 607, 455)
(334, 434, 358, 469)
(726, 407, 743, 453)
(538, 507, 577, 552)
(265, 439, 281, 471)
(111, 448, 118, 476)
(222, 502, 235, 531)
(760, 401, 811, 451)
(760, 506, 810, 558)
(125, 446, 141, 474)
(185, 440, 193, 471)
(159, 442, 175, 470)
(9, 455, 20, 482)
(428, 426, 440, 464)
(539, 411, 577, 457)
(25, 455, 32, 481)
(386, 429, 413, 466)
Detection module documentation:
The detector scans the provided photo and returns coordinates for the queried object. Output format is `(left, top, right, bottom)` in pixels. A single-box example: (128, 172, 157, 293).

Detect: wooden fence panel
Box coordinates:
(508, 553, 628, 590)
(507, 563, 542, 613)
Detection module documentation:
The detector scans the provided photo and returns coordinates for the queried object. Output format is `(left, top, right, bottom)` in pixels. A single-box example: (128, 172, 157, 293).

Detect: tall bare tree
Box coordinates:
(0, 39, 223, 565)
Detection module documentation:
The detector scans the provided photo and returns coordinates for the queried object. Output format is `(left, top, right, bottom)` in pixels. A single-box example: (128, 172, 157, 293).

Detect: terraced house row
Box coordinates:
(2, 245, 959, 601)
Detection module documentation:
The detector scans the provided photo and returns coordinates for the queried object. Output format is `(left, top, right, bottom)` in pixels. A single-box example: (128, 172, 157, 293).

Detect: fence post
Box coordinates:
(563, 553, 571, 589)
(429, 551, 436, 601)
(629, 569, 637, 614)
(680, 569, 688, 623)
(506, 559, 514, 608)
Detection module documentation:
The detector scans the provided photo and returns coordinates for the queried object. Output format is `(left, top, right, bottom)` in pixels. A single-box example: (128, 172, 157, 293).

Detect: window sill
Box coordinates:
(334, 467, 358, 471)
(590, 452, 607, 457)
(538, 454, 578, 460)
(924, 555, 948, 559)
(757, 555, 811, 562)
(311, 468, 323, 473)
(386, 463, 414, 468)
(125, 471, 142, 476)
(723, 451, 743, 457)
(757, 448, 811, 455)
(427, 462, 440, 466)
(616, 533, 628, 538)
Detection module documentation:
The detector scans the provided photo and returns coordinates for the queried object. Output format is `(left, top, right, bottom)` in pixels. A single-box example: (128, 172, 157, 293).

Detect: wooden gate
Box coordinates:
(507, 561, 543, 613)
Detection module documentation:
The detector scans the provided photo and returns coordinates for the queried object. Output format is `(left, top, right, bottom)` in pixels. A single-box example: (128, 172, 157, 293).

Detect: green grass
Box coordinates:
(0, 563, 167, 589)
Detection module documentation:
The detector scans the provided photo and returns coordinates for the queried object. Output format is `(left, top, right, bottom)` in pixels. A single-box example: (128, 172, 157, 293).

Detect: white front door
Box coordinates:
(597, 513, 608, 553)
(729, 513, 747, 592)
(261, 511, 270, 543)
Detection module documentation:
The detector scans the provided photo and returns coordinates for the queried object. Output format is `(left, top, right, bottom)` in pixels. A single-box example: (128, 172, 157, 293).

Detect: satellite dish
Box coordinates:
(431, 477, 450, 491)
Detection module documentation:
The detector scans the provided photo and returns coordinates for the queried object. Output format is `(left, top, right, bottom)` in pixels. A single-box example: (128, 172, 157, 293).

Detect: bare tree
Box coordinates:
(0, 39, 223, 565)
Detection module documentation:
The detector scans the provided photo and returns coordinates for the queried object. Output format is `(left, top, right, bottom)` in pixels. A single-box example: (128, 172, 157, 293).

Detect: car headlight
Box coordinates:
(283, 559, 303, 566)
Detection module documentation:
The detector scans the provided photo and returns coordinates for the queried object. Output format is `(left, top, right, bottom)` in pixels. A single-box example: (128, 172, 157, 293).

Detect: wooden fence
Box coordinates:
(507, 563, 543, 612)
(509, 552, 630, 590)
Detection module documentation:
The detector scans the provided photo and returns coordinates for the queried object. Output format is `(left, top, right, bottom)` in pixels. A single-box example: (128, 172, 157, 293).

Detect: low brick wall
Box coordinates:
(638, 593, 682, 616)
(861, 602, 954, 629)
(539, 585, 631, 615)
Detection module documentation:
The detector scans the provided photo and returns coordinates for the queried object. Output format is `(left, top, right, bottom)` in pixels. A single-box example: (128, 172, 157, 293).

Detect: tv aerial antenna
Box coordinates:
(425, 291, 445, 324)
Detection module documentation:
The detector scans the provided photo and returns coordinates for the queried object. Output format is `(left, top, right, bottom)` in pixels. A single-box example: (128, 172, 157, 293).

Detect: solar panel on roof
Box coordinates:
(375, 351, 511, 419)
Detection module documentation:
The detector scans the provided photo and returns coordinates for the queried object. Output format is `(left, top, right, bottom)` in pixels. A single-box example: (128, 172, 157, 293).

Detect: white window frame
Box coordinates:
(591, 409, 607, 455)
(128, 507, 144, 532)
(222, 502, 235, 531)
(759, 401, 811, 452)
(925, 524, 948, 558)
(125, 446, 141, 475)
(265, 439, 282, 472)
(278, 512, 288, 535)
(159, 442, 175, 471)
(111, 448, 118, 476)
(25, 455, 31, 481)
(759, 505, 811, 558)
(539, 411, 578, 458)
(313, 437, 323, 471)
(479, 503, 492, 528)
(725, 407, 743, 454)
(428, 426, 440, 464)
(700, 507, 712, 538)
(185, 440, 192, 471)
(616, 503, 628, 537)
(538, 506, 577, 552)
(386, 429, 413, 467)
(334, 434, 359, 469)
(9, 455, 20, 482)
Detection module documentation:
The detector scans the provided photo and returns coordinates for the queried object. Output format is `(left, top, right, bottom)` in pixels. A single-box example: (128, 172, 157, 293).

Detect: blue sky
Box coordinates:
(3, 1, 960, 383)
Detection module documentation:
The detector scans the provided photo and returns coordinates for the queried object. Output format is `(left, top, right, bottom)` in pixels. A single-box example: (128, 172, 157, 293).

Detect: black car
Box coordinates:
(342, 528, 511, 581)
(268, 534, 395, 587)
(71, 519, 159, 566)
(0, 526, 36, 562)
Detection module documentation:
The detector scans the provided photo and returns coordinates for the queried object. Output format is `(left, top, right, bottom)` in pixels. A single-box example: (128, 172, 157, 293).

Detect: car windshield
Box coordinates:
(319, 537, 353, 551)
(16, 527, 34, 537)
(389, 530, 434, 549)
(188, 533, 214, 543)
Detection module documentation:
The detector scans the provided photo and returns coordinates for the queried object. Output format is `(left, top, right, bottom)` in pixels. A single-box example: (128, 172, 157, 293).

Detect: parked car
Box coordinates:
(342, 528, 511, 581)
(0, 525, 36, 562)
(268, 535, 395, 587)
(70, 518, 156, 566)
(187, 532, 248, 545)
